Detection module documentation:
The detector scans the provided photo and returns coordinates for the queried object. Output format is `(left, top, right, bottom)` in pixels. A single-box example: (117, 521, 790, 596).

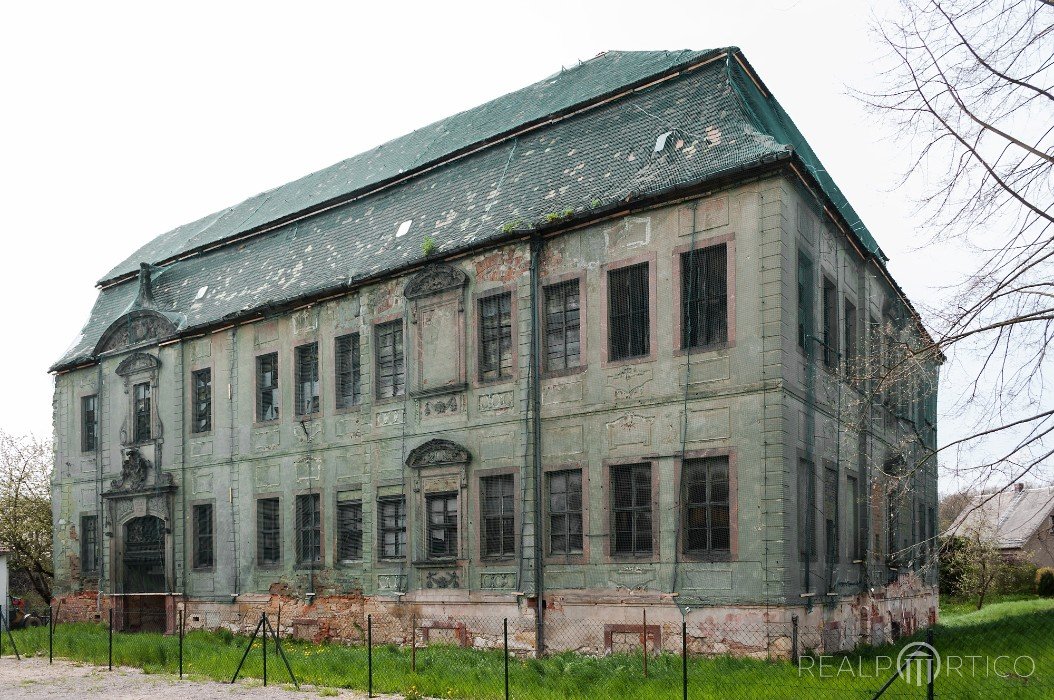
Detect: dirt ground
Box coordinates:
(0, 657, 400, 700)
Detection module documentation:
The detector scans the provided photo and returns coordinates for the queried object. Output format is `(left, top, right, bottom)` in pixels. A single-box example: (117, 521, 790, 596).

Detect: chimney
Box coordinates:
(1014, 483, 1025, 492)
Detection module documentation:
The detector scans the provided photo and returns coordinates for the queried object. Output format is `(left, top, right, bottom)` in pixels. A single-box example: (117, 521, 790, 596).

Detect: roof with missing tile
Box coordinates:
(53, 47, 887, 372)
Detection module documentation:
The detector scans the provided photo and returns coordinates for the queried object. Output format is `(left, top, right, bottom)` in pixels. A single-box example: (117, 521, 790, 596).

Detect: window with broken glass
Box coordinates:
(81, 514, 98, 574)
(544, 280, 581, 372)
(296, 493, 321, 565)
(683, 457, 730, 558)
(192, 503, 214, 569)
(608, 262, 650, 361)
(295, 343, 320, 416)
(375, 321, 405, 399)
(481, 474, 515, 558)
(378, 496, 406, 559)
(81, 395, 98, 452)
(548, 469, 583, 556)
(133, 382, 151, 442)
(681, 244, 728, 349)
(191, 368, 212, 433)
(337, 500, 363, 562)
(257, 497, 281, 565)
(335, 333, 361, 409)
(427, 492, 458, 560)
(479, 292, 513, 381)
(256, 353, 279, 422)
(611, 463, 653, 556)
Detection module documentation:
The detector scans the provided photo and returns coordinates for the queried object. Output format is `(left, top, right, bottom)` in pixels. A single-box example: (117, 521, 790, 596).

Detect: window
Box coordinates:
(378, 496, 406, 558)
(257, 497, 281, 565)
(133, 382, 151, 442)
(375, 321, 405, 399)
(608, 262, 650, 361)
(797, 252, 812, 350)
(869, 316, 883, 412)
(427, 492, 459, 559)
(823, 465, 839, 562)
(683, 457, 731, 557)
(295, 343, 320, 416)
(336, 500, 363, 562)
(335, 333, 361, 409)
(843, 300, 857, 380)
(798, 458, 815, 560)
(479, 292, 513, 381)
(191, 369, 212, 433)
(81, 395, 98, 452)
(611, 463, 653, 556)
(81, 515, 98, 574)
(544, 280, 581, 372)
(548, 470, 583, 556)
(257, 353, 279, 422)
(481, 474, 515, 558)
(846, 475, 861, 561)
(192, 503, 214, 569)
(296, 493, 321, 565)
(822, 278, 838, 368)
(681, 244, 728, 349)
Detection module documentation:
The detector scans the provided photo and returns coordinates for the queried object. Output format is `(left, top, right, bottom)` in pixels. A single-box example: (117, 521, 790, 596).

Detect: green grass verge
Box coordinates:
(8, 600, 1053, 699)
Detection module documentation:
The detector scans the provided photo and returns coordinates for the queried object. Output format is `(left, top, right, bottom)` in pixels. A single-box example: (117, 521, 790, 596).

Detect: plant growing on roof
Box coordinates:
(421, 236, 436, 257)
(501, 219, 524, 234)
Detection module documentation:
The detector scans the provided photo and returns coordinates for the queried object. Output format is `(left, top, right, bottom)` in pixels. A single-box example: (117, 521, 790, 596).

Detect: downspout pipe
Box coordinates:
(529, 233, 545, 656)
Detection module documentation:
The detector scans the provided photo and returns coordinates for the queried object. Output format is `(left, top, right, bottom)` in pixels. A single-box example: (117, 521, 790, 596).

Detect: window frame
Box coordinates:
(335, 498, 363, 564)
(81, 394, 98, 452)
(334, 332, 361, 411)
(821, 276, 839, 370)
(295, 492, 322, 567)
(823, 462, 840, 563)
(541, 273, 585, 377)
(377, 495, 407, 560)
(797, 251, 813, 354)
(845, 473, 862, 562)
(478, 471, 517, 560)
(256, 496, 282, 567)
(798, 456, 816, 562)
(475, 288, 516, 385)
(191, 367, 213, 434)
(374, 318, 406, 401)
(191, 501, 215, 570)
(425, 491, 459, 561)
(80, 514, 99, 575)
(132, 381, 152, 443)
(673, 237, 734, 354)
(680, 454, 734, 562)
(546, 467, 585, 559)
(601, 254, 656, 367)
(294, 342, 321, 417)
(256, 352, 280, 423)
(605, 460, 658, 561)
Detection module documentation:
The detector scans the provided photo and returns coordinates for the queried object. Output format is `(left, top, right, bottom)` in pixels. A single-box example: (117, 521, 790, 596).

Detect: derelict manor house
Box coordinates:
(50, 47, 940, 654)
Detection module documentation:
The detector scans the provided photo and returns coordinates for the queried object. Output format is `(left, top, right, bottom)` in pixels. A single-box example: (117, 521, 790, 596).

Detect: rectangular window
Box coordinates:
(823, 465, 839, 562)
(544, 280, 581, 372)
(375, 321, 405, 399)
(611, 463, 653, 556)
(295, 493, 321, 565)
(295, 343, 320, 416)
(427, 492, 459, 560)
(378, 496, 406, 559)
(335, 333, 361, 409)
(843, 300, 857, 380)
(822, 278, 838, 368)
(681, 244, 728, 349)
(846, 475, 861, 561)
(798, 459, 815, 560)
(608, 262, 650, 361)
(257, 353, 279, 422)
(869, 316, 883, 413)
(191, 369, 212, 433)
(257, 497, 281, 565)
(797, 252, 812, 350)
(548, 469, 583, 556)
(133, 382, 151, 442)
(192, 503, 214, 569)
(81, 395, 98, 452)
(479, 292, 513, 381)
(481, 474, 515, 558)
(683, 457, 731, 556)
(336, 500, 363, 562)
(81, 515, 98, 573)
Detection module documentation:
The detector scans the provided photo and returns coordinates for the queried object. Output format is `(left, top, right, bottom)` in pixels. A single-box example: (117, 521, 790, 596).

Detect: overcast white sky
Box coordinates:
(0, 1, 964, 442)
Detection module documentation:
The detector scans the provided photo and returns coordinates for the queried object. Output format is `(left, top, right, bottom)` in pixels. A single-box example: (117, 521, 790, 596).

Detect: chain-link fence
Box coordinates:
(3, 600, 1053, 698)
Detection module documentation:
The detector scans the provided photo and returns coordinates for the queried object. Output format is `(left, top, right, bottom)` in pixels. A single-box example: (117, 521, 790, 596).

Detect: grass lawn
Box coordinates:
(7, 599, 1053, 699)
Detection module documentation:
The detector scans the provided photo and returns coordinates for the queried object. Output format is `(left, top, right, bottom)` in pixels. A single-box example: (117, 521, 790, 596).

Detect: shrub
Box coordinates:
(1037, 567, 1054, 597)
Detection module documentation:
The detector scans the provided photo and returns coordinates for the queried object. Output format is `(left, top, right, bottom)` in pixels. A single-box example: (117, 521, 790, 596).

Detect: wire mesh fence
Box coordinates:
(1, 602, 1052, 697)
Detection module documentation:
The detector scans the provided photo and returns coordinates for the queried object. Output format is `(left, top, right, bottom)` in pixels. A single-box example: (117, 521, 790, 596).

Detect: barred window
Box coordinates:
(296, 493, 321, 565)
(378, 496, 406, 559)
(193, 503, 214, 569)
(608, 263, 650, 361)
(823, 465, 839, 562)
(479, 292, 513, 381)
(133, 382, 151, 442)
(548, 469, 583, 556)
(544, 280, 581, 372)
(336, 500, 363, 562)
(846, 475, 861, 561)
(81, 395, 98, 452)
(843, 300, 857, 379)
(295, 343, 320, 416)
(683, 457, 730, 556)
(681, 244, 728, 349)
(822, 278, 838, 368)
(611, 463, 652, 556)
(191, 368, 212, 433)
(481, 474, 515, 558)
(81, 515, 98, 574)
(375, 321, 405, 399)
(798, 459, 815, 560)
(257, 497, 281, 565)
(256, 353, 279, 422)
(335, 333, 361, 409)
(797, 252, 812, 350)
(427, 492, 458, 560)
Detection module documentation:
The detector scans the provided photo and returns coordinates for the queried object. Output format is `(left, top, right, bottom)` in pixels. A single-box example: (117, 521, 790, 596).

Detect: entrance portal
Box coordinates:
(121, 515, 166, 632)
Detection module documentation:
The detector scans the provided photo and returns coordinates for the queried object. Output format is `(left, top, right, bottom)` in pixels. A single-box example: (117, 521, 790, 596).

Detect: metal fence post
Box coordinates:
(367, 614, 373, 699)
(791, 614, 799, 665)
(108, 608, 113, 671)
(411, 612, 416, 673)
(262, 612, 268, 687)
(178, 609, 184, 680)
(49, 605, 54, 664)
(926, 627, 935, 700)
(642, 608, 648, 679)
(682, 620, 688, 700)
(1, 605, 4, 658)
(504, 618, 510, 700)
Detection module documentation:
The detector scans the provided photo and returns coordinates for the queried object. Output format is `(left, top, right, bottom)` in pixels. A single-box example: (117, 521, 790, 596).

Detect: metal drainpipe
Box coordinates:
(96, 363, 105, 610)
(529, 233, 545, 656)
(180, 340, 188, 600)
